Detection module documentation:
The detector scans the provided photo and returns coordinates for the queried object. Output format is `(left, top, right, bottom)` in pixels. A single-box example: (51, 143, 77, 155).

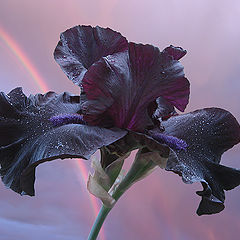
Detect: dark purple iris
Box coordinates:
(0, 25, 239, 216)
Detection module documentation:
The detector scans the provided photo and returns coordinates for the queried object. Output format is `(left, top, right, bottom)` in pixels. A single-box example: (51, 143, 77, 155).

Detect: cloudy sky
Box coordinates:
(0, 1, 240, 239)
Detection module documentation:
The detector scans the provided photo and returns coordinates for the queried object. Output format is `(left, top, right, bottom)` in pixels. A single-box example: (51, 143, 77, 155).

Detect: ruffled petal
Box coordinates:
(82, 43, 189, 131)
(0, 88, 127, 196)
(54, 25, 128, 86)
(161, 108, 240, 215)
(162, 45, 187, 60)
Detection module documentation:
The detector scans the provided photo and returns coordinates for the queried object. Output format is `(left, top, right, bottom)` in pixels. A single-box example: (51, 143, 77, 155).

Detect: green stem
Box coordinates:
(87, 172, 134, 240)
(88, 149, 153, 240)
(87, 205, 111, 240)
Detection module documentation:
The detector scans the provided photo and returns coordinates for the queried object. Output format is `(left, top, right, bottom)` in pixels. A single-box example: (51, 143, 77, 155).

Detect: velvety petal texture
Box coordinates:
(0, 88, 127, 196)
(161, 108, 240, 215)
(82, 42, 190, 131)
(54, 25, 128, 86)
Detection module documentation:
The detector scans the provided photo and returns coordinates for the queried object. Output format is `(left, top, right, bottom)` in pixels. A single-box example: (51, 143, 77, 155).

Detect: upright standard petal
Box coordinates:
(161, 108, 240, 215)
(54, 25, 128, 86)
(0, 88, 127, 196)
(82, 43, 190, 131)
(162, 45, 187, 60)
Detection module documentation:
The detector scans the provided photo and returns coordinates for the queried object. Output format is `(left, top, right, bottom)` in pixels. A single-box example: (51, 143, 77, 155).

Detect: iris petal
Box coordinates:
(161, 108, 240, 215)
(54, 25, 128, 86)
(0, 88, 127, 196)
(162, 45, 187, 60)
(82, 43, 190, 131)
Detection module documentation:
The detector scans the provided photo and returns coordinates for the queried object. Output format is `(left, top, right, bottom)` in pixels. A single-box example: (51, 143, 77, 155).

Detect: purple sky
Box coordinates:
(0, 1, 240, 239)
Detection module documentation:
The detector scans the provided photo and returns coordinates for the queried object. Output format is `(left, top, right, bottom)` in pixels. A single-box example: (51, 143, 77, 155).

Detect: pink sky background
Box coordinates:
(0, 1, 240, 239)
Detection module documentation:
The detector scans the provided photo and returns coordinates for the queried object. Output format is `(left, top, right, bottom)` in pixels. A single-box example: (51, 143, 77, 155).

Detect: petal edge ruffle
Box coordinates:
(54, 25, 128, 86)
(162, 108, 240, 215)
(0, 88, 127, 196)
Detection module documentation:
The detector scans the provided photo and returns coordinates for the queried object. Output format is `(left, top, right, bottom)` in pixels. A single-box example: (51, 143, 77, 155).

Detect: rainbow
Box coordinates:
(0, 26, 48, 93)
(0, 26, 105, 240)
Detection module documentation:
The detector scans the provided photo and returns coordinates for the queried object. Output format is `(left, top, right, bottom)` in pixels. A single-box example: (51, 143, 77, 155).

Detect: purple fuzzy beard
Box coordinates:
(50, 114, 86, 127)
(151, 133, 187, 151)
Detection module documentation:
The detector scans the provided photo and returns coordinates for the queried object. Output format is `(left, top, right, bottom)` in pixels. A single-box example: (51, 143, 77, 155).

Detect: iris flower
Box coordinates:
(0, 25, 239, 239)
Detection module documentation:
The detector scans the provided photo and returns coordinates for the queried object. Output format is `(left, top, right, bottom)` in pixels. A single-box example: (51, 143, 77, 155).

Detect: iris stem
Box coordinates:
(87, 168, 135, 240)
(87, 205, 111, 240)
(87, 147, 156, 240)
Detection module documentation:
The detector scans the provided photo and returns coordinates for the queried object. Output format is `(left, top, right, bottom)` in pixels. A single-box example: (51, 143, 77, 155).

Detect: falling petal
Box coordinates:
(162, 108, 240, 215)
(0, 88, 127, 196)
